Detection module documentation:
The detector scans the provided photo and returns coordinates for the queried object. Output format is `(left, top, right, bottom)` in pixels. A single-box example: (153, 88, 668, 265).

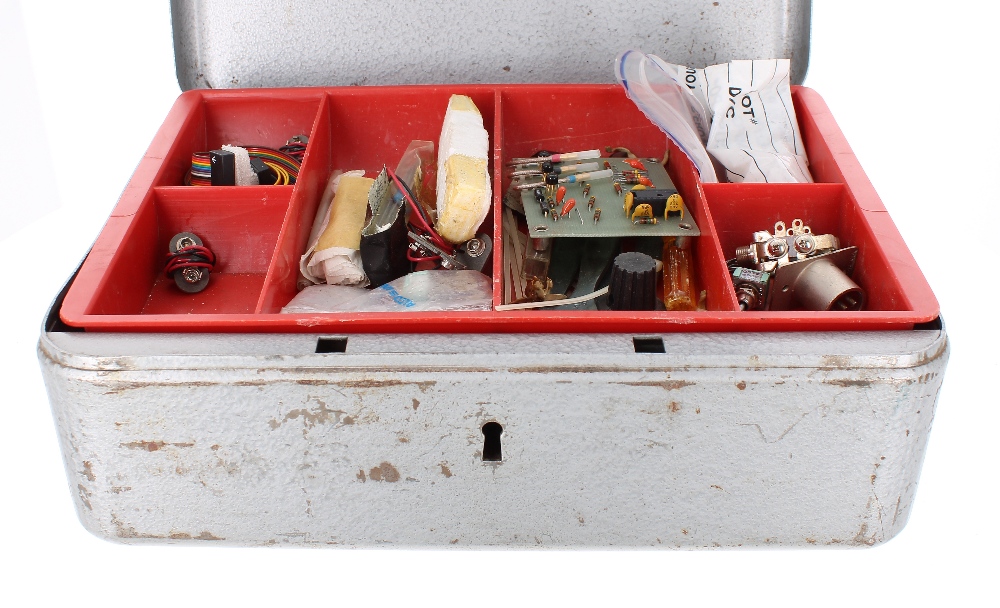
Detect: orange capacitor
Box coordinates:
(638, 176, 653, 187)
(561, 198, 576, 216)
(663, 238, 697, 311)
(556, 186, 567, 204)
(624, 158, 647, 171)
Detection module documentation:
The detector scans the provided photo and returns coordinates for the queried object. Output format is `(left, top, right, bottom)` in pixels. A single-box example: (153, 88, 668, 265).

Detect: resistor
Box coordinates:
(510, 161, 601, 179)
(593, 208, 602, 224)
(603, 160, 612, 170)
(588, 196, 596, 210)
(632, 217, 658, 225)
(560, 169, 613, 184)
(582, 183, 591, 197)
(561, 198, 576, 216)
(506, 149, 601, 167)
(614, 182, 623, 196)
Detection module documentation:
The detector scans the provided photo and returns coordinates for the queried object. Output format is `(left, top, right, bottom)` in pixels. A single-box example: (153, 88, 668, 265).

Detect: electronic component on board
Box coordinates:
(506, 149, 602, 167)
(631, 188, 682, 218)
(561, 198, 577, 216)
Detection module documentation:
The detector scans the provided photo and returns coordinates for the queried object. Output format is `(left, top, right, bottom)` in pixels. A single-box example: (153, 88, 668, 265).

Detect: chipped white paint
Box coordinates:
(170, 0, 812, 90)
(39, 329, 947, 548)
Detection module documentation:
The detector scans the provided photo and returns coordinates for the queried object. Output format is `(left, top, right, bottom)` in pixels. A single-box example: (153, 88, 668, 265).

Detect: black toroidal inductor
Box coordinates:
(164, 232, 216, 293)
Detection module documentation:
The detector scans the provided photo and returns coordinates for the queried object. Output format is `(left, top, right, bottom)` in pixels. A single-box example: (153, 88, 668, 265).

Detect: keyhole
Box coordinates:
(481, 422, 503, 462)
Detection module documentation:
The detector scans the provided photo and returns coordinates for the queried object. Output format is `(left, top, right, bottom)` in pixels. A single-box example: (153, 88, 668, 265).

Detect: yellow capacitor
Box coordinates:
(666, 193, 684, 219)
(631, 203, 653, 222)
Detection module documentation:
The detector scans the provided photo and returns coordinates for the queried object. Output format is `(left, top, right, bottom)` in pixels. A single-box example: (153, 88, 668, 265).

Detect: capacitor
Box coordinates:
(608, 252, 658, 311)
(624, 158, 647, 171)
(561, 198, 576, 216)
(664, 239, 697, 311)
(556, 185, 567, 204)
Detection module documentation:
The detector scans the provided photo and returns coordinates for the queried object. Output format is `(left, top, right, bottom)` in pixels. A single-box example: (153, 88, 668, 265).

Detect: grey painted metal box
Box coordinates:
(38, 0, 950, 547)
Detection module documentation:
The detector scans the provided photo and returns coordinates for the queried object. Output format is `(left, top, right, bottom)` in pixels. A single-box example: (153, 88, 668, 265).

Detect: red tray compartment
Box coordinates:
(59, 85, 939, 333)
(86, 187, 291, 317)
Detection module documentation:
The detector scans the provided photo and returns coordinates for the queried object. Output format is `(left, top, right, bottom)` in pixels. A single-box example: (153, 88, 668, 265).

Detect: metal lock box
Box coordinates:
(39, 0, 949, 547)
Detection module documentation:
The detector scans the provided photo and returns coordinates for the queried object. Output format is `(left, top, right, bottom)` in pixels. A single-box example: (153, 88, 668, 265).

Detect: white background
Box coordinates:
(1, 1, 996, 605)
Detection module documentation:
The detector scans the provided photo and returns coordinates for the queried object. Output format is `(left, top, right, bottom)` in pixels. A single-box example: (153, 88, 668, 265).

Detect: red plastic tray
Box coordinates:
(59, 84, 938, 333)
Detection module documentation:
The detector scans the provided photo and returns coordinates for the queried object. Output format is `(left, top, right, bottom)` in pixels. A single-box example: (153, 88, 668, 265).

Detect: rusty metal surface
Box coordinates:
(170, 0, 812, 90)
(39, 328, 947, 547)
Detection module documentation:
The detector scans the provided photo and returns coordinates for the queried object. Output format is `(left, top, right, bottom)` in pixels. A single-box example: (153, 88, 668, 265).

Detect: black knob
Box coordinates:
(608, 252, 658, 311)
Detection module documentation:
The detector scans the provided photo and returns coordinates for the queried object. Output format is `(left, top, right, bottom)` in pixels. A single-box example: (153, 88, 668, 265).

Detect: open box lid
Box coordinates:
(170, 0, 812, 90)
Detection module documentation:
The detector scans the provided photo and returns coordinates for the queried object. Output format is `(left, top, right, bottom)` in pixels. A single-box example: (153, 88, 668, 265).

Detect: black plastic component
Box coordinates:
(545, 173, 559, 186)
(360, 197, 411, 288)
(249, 157, 277, 185)
(167, 232, 211, 293)
(209, 149, 236, 186)
(542, 160, 554, 174)
(632, 188, 678, 217)
(608, 252, 658, 311)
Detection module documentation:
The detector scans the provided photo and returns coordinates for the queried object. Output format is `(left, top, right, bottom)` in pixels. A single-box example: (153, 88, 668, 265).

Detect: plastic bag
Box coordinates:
(616, 51, 813, 184)
(280, 270, 492, 313)
(701, 59, 813, 183)
(615, 50, 719, 182)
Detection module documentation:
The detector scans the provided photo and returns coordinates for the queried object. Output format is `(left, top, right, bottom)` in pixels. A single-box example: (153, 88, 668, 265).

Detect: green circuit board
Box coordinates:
(520, 158, 700, 239)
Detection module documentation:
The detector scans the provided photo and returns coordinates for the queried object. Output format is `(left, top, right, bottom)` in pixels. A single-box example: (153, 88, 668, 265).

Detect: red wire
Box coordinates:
(165, 245, 216, 276)
(407, 252, 438, 263)
(387, 167, 452, 253)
